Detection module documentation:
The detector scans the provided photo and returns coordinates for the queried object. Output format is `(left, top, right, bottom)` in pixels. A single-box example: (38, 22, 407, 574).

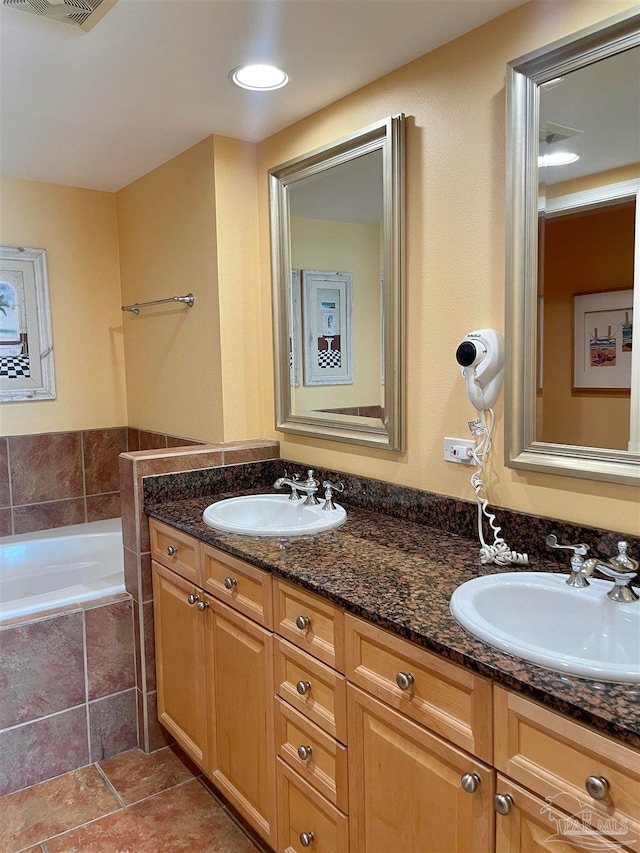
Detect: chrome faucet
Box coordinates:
(274, 469, 320, 505)
(273, 470, 302, 501)
(547, 535, 638, 603)
(583, 542, 639, 603)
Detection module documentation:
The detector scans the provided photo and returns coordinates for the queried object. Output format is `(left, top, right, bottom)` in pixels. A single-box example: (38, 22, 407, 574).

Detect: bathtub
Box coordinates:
(0, 518, 125, 621)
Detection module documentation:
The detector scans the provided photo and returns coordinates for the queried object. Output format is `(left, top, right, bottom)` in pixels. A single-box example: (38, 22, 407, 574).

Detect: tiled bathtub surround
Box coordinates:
(0, 426, 207, 538)
(118, 439, 280, 753)
(126, 426, 207, 452)
(0, 595, 137, 797)
(0, 428, 127, 537)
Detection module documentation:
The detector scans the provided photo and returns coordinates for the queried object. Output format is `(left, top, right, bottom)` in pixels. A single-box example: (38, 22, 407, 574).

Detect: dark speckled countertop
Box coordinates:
(146, 494, 640, 750)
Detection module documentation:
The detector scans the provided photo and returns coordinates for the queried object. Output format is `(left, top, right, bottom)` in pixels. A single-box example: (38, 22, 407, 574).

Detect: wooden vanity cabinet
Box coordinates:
(152, 560, 209, 771)
(151, 519, 639, 853)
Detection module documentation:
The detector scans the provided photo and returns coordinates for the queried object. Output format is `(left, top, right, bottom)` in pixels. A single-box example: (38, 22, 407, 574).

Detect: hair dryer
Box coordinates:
(455, 329, 504, 411)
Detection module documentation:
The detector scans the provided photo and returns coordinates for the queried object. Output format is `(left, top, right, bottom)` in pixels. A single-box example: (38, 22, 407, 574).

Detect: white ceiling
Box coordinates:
(0, 0, 528, 192)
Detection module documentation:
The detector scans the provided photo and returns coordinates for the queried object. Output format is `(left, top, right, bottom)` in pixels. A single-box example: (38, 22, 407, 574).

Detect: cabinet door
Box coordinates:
(152, 561, 208, 770)
(348, 684, 494, 853)
(206, 597, 277, 848)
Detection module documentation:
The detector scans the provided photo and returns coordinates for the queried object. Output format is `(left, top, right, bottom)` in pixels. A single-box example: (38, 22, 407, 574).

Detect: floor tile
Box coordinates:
(45, 778, 259, 852)
(98, 746, 195, 805)
(0, 765, 120, 853)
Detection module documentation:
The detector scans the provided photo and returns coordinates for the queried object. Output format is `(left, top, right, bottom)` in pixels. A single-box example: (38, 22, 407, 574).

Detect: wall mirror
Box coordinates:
(269, 114, 404, 450)
(505, 11, 640, 485)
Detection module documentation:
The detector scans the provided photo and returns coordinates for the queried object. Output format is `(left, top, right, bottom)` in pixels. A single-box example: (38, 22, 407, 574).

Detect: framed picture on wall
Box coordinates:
(573, 288, 633, 391)
(0, 246, 56, 402)
(302, 269, 353, 386)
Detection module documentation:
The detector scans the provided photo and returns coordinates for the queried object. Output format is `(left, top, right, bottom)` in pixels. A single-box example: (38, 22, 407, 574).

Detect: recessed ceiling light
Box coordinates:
(538, 151, 580, 167)
(230, 64, 289, 91)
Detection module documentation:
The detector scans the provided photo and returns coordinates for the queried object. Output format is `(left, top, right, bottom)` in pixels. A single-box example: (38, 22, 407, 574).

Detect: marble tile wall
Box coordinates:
(0, 596, 137, 797)
(0, 426, 206, 538)
(118, 439, 280, 753)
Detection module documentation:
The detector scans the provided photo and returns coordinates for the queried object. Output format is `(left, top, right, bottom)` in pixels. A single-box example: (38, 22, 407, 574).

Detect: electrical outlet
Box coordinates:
(444, 437, 475, 464)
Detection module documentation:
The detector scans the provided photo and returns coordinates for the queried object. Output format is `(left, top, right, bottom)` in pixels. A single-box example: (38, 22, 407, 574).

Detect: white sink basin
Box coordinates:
(450, 572, 640, 683)
(202, 494, 346, 539)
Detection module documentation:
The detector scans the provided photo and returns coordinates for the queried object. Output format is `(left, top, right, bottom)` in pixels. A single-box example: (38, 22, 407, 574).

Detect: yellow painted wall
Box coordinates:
(290, 216, 382, 412)
(212, 135, 265, 440)
(256, 0, 640, 534)
(116, 138, 225, 442)
(0, 178, 126, 436)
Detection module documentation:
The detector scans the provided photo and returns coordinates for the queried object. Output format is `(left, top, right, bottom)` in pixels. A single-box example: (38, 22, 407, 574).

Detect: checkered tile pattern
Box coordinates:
(317, 349, 342, 369)
(0, 355, 30, 378)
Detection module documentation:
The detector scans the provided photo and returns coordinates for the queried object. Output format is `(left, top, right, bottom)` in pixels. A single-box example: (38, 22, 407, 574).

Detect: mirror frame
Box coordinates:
(269, 114, 404, 450)
(505, 10, 640, 486)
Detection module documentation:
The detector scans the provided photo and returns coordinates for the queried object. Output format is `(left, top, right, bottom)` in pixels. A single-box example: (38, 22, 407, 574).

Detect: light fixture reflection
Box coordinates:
(538, 151, 580, 167)
(230, 64, 289, 91)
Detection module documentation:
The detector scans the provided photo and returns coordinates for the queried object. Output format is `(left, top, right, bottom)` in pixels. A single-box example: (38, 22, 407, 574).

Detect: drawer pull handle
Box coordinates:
(299, 832, 314, 847)
(166, 545, 178, 556)
(395, 671, 414, 691)
(297, 745, 313, 761)
(493, 793, 514, 815)
(585, 775, 610, 800)
(461, 773, 481, 793)
(296, 680, 312, 695)
(197, 600, 210, 611)
(295, 615, 312, 630)
(224, 577, 237, 590)
(187, 594, 200, 605)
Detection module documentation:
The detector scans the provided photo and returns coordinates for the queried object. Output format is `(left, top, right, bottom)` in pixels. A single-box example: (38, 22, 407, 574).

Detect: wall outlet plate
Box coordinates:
(444, 437, 475, 465)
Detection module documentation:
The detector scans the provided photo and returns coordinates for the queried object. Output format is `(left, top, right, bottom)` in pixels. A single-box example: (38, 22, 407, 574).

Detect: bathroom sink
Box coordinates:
(450, 572, 640, 682)
(202, 494, 346, 539)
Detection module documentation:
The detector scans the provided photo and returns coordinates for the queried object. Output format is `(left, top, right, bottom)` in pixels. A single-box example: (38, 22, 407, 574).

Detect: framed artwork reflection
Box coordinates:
(573, 288, 632, 391)
(302, 269, 353, 386)
(0, 246, 56, 402)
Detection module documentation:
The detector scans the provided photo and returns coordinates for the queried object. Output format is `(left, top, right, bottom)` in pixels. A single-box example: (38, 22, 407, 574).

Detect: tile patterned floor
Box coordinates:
(0, 746, 261, 853)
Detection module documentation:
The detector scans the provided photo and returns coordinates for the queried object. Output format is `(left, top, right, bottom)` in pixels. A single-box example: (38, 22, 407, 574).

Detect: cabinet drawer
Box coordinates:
(494, 686, 640, 845)
(275, 696, 348, 813)
(345, 614, 492, 761)
(201, 543, 273, 629)
(277, 759, 349, 853)
(274, 637, 347, 743)
(149, 519, 201, 583)
(274, 580, 345, 671)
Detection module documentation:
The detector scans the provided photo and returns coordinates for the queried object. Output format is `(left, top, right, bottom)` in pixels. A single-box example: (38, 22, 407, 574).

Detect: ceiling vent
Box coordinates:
(3, 0, 118, 31)
(539, 121, 584, 146)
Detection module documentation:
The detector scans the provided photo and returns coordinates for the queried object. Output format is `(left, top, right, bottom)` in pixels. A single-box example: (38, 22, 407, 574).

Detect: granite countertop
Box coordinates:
(146, 496, 640, 750)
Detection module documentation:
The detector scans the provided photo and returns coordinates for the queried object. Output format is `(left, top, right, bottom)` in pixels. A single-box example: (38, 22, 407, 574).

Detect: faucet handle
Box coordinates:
(609, 541, 639, 575)
(546, 534, 589, 556)
(546, 534, 591, 588)
(321, 480, 344, 511)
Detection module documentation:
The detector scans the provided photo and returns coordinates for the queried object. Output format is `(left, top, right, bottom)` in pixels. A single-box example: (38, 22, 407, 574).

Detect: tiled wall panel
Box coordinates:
(0, 426, 205, 538)
(0, 596, 137, 797)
